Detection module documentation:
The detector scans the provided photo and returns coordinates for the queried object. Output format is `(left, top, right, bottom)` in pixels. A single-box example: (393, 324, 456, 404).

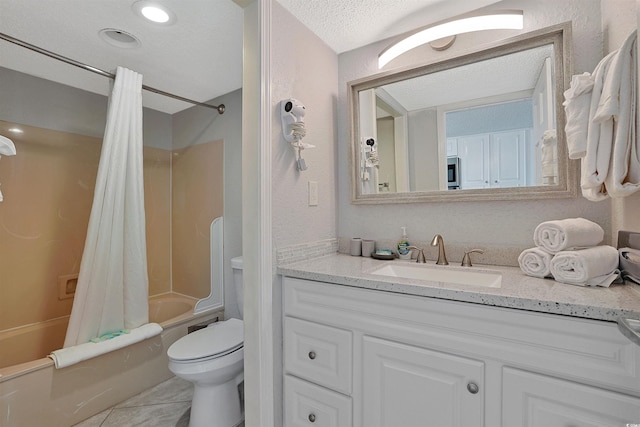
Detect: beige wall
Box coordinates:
(0, 67, 236, 336)
(0, 122, 95, 330)
(143, 146, 172, 296)
(173, 88, 244, 319)
(0, 120, 223, 334)
(0, 121, 173, 332)
(171, 140, 224, 298)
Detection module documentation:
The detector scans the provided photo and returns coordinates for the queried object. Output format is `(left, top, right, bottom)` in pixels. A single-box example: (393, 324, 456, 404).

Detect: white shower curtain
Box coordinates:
(64, 66, 149, 347)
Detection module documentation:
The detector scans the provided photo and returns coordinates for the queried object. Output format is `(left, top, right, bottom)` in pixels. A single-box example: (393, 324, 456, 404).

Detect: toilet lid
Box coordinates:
(168, 318, 244, 361)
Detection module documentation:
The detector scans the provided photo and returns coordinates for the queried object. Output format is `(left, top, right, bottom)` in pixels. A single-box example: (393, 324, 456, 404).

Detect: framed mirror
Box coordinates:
(349, 23, 577, 203)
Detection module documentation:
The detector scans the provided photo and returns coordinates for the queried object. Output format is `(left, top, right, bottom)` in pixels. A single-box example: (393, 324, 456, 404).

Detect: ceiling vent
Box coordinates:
(98, 28, 141, 49)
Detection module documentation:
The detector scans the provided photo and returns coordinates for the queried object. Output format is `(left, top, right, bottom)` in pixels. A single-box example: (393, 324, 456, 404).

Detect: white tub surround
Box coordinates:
(277, 253, 640, 321)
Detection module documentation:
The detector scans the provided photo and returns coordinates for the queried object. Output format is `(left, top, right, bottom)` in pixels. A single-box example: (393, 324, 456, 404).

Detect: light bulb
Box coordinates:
(141, 6, 170, 23)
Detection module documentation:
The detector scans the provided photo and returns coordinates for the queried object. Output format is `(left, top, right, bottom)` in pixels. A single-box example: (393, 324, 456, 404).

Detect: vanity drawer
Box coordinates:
(284, 316, 353, 395)
(284, 375, 352, 427)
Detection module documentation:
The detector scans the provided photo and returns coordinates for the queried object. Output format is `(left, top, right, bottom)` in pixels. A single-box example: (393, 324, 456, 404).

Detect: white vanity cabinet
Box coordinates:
(282, 276, 640, 427)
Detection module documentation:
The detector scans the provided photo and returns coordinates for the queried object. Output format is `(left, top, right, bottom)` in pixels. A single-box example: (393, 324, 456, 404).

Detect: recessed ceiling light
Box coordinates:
(133, 1, 176, 25)
(142, 6, 169, 23)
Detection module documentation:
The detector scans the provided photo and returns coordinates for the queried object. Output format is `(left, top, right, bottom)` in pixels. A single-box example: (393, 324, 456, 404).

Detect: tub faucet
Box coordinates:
(431, 234, 448, 265)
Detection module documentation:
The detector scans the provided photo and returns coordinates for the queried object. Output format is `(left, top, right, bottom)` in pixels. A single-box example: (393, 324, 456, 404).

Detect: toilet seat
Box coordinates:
(168, 318, 243, 362)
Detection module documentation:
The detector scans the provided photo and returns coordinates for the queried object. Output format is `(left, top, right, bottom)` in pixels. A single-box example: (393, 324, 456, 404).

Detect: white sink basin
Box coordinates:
(369, 263, 502, 288)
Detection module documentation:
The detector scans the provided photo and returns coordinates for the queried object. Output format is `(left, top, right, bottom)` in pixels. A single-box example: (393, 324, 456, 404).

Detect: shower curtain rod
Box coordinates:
(0, 32, 225, 114)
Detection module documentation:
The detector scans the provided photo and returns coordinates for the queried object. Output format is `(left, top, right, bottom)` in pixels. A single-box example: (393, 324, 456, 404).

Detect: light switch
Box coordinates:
(308, 181, 318, 206)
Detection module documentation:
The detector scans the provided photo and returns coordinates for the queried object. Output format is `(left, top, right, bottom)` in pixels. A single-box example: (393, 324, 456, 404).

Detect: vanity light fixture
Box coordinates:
(378, 10, 524, 68)
(7, 127, 23, 134)
(132, 1, 176, 25)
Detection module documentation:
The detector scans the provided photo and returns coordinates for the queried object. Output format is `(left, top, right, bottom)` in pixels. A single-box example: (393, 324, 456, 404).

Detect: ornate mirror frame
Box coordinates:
(349, 22, 576, 204)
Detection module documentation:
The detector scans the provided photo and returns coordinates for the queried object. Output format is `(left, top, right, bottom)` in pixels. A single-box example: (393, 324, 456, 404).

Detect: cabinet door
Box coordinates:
(489, 130, 526, 188)
(285, 375, 352, 427)
(447, 138, 458, 157)
(503, 367, 640, 426)
(362, 336, 484, 427)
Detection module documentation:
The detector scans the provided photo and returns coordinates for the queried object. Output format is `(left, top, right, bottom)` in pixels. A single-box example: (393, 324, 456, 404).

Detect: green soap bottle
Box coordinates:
(398, 227, 411, 259)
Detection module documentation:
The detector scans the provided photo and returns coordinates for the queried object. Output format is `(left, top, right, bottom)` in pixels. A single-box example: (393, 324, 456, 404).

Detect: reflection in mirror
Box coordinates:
(350, 23, 576, 203)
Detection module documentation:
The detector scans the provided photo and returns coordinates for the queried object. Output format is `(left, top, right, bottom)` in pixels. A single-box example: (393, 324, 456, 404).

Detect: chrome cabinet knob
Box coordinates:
(467, 382, 479, 394)
(308, 351, 316, 360)
(308, 413, 316, 422)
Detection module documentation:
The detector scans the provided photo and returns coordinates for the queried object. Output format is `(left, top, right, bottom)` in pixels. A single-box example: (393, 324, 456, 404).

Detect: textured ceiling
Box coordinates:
(0, 0, 501, 114)
(276, 0, 501, 54)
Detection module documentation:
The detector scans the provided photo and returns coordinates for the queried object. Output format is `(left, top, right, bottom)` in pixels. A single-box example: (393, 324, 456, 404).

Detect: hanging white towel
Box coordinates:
(50, 323, 162, 369)
(518, 247, 553, 278)
(533, 217, 604, 254)
(580, 50, 617, 201)
(549, 246, 620, 287)
(569, 31, 639, 201)
(563, 72, 594, 159)
(598, 31, 640, 198)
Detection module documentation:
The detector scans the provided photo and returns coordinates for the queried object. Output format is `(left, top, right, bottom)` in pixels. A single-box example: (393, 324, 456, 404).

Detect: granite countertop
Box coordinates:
(277, 253, 640, 322)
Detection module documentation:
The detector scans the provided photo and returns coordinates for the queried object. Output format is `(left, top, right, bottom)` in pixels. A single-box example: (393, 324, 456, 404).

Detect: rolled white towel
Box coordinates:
(533, 218, 604, 254)
(550, 246, 620, 287)
(49, 323, 163, 369)
(518, 247, 553, 278)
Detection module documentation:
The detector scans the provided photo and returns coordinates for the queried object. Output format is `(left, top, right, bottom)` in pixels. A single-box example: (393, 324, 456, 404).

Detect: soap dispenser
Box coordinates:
(398, 227, 411, 260)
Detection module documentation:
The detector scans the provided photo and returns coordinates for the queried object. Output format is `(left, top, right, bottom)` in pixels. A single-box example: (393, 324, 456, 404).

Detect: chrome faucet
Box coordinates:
(407, 246, 426, 263)
(431, 234, 448, 265)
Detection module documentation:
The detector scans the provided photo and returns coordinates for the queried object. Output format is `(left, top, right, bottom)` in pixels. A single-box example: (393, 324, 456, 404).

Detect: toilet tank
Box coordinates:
(231, 256, 244, 318)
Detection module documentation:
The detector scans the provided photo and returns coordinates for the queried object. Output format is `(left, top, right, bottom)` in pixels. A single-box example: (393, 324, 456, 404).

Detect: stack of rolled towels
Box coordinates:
(518, 218, 620, 287)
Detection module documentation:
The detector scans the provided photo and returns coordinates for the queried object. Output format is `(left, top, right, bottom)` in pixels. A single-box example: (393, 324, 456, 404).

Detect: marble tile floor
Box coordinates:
(73, 376, 193, 427)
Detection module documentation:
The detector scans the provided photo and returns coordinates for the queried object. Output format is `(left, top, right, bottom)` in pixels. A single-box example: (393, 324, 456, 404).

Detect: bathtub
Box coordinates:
(0, 293, 222, 426)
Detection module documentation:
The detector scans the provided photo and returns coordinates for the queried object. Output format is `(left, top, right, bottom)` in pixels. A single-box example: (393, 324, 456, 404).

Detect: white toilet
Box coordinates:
(168, 256, 245, 427)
